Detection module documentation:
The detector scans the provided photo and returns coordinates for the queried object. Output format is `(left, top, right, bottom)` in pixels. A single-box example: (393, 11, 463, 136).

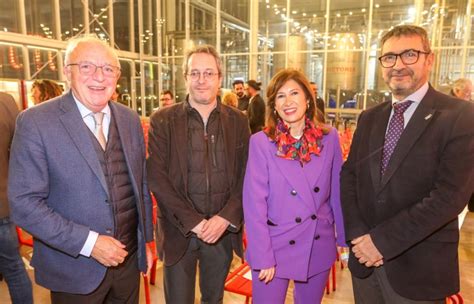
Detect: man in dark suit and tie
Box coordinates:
(341, 25, 474, 303)
(8, 35, 153, 303)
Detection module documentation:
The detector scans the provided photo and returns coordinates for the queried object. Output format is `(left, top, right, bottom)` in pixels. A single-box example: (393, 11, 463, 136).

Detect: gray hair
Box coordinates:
(380, 25, 431, 53)
(182, 44, 222, 77)
(64, 34, 119, 66)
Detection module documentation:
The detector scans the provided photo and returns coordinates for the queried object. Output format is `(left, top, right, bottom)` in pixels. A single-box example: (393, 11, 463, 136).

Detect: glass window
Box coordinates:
(222, 54, 249, 89)
(0, 44, 24, 79)
(88, 0, 111, 43)
(59, 1, 85, 40)
(422, 0, 469, 48)
(113, 1, 131, 51)
(190, 1, 217, 47)
(221, 1, 249, 54)
(117, 59, 132, 108)
(25, 0, 56, 39)
(0, 0, 21, 34)
(28, 47, 60, 80)
(134, 0, 157, 55)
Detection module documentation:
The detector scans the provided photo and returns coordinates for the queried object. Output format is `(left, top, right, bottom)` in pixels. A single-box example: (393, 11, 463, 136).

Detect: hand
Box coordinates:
(143, 242, 155, 276)
(191, 219, 207, 238)
(338, 246, 349, 268)
(91, 235, 128, 267)
(258, 267, 275, 284)
(200, 215, 230, 244)
(351, 234, 383, 268)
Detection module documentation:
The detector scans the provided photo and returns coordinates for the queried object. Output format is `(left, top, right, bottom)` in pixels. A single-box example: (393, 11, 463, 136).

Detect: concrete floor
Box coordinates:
(2, 211, 473, 303)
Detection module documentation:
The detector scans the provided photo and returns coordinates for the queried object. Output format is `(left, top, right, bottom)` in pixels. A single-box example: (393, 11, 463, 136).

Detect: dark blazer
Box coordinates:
(247, 94, 266, 134)
(147, 101, 250, 266)
(0, 92, 19, 219)
(341, 85, 474, 300)
(8, 92, 153, 294)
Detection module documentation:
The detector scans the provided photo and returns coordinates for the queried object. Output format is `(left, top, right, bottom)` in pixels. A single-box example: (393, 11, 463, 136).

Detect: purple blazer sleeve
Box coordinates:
(329, 128, 346, 247)
(243, 133, 276, 270)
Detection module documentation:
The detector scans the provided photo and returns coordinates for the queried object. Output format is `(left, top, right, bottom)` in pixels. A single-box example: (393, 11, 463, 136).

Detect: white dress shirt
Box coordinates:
(72, 93, 111, 257)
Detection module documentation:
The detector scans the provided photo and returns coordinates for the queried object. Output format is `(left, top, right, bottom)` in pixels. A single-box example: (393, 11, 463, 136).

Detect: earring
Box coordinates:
(307, 100, 310, 109)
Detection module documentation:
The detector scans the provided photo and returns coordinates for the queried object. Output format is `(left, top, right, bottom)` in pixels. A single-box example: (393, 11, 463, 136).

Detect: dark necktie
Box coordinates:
(380, 101, 413, 176)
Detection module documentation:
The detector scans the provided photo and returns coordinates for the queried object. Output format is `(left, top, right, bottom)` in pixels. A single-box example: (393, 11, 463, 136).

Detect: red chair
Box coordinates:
(446, 293, 463, 304)
(16, 226, 33, 247)
(325, 262, 337, 294)
(224, 230, 252, 303)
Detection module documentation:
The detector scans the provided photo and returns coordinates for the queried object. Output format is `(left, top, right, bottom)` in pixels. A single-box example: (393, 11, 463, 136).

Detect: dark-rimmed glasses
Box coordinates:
(378, 49, 430, 68)
(67, 61, 121, 78)
(186, 71, 219, 82)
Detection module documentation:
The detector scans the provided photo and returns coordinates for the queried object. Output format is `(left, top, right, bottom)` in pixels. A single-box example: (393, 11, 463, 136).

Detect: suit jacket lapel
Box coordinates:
(380, 88, 436, 189)
(301, 144, 326, 210)
(369, 102, 391, 192)
(272, 149, 316, 212)
(59, 92, 109, 196)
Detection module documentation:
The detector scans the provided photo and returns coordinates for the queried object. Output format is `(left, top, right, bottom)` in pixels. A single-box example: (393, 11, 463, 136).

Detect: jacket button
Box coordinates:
(289, 240, 296, 245)
(290, 190, 297, 196)
(295, 217, 301, 223)
(106, 229, 112, 234)
(314, 235, 320, 240)
(105, 199, 109, 204)
(313, 187, 320, 193)
(311, 214, 317, 220)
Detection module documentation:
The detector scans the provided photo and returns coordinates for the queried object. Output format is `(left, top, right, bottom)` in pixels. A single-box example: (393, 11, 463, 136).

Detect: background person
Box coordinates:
(222, 91, 238, 108)
(243, 69, 346, 303)
(31, 79, 63, 105)
(450, 78, 472, 101)
(160, 90, 175, 107)
(0, 92, 33, 304)
(247, 79, 266, 134)
(233, 79, 250, 112)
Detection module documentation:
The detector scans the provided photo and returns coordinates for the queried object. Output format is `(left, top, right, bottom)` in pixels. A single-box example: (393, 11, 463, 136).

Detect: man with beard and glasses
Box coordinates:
(340, 25, 474, 303)
(233, 79, 250, 112)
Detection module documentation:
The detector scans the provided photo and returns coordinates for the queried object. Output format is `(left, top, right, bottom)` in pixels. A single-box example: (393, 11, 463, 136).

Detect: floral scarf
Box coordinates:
(265, 117, 324, 166)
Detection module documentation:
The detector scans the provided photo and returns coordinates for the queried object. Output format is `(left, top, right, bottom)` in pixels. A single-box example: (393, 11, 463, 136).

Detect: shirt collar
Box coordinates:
(72, 92, 111, 118)
(391, 82, 429, 105)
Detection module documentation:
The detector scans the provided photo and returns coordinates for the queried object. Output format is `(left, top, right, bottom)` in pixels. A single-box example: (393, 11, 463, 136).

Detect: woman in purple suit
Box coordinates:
(243, 69, 347, 303)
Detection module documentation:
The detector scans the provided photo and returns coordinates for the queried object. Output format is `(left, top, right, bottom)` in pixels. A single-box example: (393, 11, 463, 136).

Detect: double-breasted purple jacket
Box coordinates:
(243, 127, 345, 281)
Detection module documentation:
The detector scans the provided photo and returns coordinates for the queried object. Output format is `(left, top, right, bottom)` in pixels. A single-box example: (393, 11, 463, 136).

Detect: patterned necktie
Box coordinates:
(380, 100, 413, 176)
(92, 112, 106, 150)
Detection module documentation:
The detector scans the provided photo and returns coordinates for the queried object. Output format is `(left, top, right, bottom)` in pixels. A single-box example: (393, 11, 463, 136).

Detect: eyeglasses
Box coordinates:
(160, 97, 172, 102)
(67, 61, 121, 78)
(378, 49, 430, 68)
(186, 71, 219, 82)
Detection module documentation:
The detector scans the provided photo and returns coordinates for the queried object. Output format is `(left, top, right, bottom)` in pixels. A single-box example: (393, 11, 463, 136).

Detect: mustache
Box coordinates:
(388, 69, 413, 78)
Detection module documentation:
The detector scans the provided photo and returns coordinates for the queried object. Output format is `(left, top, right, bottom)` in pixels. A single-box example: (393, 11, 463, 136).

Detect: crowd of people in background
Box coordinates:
(0, 24, 473, 304)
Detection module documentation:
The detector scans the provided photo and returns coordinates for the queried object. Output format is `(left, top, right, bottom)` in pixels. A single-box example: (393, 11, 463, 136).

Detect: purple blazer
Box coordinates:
(243, 127, 345, 281)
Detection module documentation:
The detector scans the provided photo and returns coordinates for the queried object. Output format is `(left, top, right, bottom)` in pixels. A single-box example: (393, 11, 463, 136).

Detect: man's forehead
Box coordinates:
(382, 35, 423, 53)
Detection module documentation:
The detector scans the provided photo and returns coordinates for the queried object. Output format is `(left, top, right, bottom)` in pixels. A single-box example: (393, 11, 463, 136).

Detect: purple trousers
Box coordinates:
(251, 269, 330, 304)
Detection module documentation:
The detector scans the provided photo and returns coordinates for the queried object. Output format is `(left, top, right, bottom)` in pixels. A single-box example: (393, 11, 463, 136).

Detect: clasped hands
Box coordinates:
(351, 234, 384, 268)
(191, 215, 230, 244)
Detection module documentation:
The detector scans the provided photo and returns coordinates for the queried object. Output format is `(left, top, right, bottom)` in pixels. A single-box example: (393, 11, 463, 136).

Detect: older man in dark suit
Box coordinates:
(8, 36, 153, 303)
(341, 25, 474, 303)
(0, 92, 33, 304)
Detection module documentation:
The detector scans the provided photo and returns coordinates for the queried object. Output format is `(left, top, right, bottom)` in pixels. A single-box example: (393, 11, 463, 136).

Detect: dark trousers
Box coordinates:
(351, 266, 445, 304)
(164, 234, 233, 304)
(51, 251, 140, 304)
(0, 217, 33, 304)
